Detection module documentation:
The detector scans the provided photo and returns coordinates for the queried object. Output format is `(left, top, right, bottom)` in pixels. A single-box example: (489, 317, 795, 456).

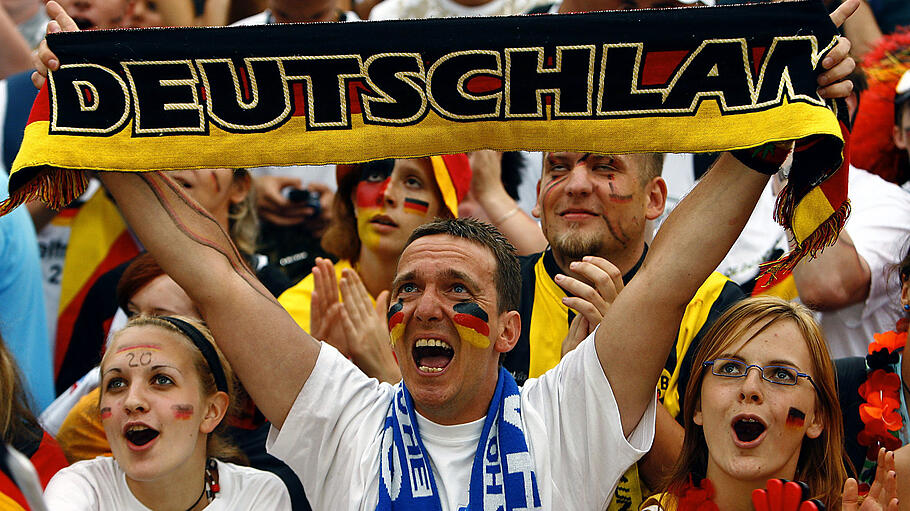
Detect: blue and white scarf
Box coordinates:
(377, 367, 541, 511)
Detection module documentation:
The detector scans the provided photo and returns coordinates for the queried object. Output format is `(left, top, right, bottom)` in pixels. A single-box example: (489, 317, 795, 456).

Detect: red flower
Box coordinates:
(858, 419, 902, 450)
(868, 330, 907, 355)
(859, 392, 903, 431)
(858, 369, 901, 399)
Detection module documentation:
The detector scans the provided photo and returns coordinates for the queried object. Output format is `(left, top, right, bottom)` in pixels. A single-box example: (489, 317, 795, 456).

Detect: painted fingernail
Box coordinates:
(49, 59, 58, 69)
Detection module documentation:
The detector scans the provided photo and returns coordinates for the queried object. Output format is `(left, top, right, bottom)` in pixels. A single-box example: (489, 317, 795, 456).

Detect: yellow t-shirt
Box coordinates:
(56, 387, 111, 464)
(278, 259, 356, 333)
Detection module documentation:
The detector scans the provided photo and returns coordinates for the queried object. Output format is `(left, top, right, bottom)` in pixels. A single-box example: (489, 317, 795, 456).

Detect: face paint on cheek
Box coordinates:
(387, 300, 404, 345)
(355, 179, 389, 209)
(541, 175, 568, 205)
(453, 302, 491, 349)
(100, 407, 112, 420)
(172, 404, 194, 420)
(403, 198, 430, 215)
(786, 407, 806, 428)
(356, 209, 383, 249)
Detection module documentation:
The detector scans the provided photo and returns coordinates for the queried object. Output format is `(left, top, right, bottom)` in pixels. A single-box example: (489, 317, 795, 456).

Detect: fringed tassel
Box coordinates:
(0, 168, 89, 216)
(760, 197, 851, 279)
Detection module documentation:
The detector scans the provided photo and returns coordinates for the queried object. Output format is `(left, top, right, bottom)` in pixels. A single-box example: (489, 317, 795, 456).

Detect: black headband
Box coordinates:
(159, 317, 229, 394)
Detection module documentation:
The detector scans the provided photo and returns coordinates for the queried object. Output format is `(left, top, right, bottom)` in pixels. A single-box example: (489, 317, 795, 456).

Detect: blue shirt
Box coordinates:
(0, 170, 54, 411)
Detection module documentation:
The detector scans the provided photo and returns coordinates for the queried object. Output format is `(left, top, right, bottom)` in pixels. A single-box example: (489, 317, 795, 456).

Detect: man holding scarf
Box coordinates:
(29, 1, 858, 508)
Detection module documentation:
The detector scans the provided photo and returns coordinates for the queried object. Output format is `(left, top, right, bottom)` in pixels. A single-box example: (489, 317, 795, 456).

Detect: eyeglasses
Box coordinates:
(703, 359, 818, 392)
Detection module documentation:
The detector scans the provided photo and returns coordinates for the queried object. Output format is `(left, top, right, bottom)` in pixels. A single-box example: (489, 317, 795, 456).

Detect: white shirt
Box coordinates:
(821, 167, 910, 358)
(369, 0, 541, 20)
(267, 332, 656, 511)
(44, 457, 292, 510)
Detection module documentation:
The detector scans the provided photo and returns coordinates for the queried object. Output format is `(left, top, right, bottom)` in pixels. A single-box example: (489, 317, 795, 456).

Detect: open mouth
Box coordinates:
(732, 417, 766, 443)
(124, 425, 160, 447)
(413, 339, 454, 373)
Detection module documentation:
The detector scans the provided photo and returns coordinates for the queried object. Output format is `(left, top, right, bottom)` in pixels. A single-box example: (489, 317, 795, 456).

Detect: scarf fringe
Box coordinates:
(759, 194, 851, 280)
(0, 168, 89, 216)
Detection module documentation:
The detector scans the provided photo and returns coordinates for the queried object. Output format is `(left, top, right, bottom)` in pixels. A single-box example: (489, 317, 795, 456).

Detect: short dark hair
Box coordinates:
(405, 218, 520, 313)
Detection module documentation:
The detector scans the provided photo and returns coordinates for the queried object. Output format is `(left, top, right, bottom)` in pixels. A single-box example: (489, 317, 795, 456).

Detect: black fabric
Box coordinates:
(56, 258, 130, 395)
(836, 356, 869, 476)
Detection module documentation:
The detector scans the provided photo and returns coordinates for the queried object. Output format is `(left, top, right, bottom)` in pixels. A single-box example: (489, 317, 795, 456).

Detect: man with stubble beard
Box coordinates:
(497, 152, 746, 511)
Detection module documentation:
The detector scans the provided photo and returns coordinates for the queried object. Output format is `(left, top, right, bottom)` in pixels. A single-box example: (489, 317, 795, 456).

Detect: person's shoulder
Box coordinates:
(368, 0, 407, 20)
(231, 10, 269, 25)
(215, 460, 289, 496)
(52, 456, 120, 484)
(849, 166, 910, 204)
(518, 251, 543, 272)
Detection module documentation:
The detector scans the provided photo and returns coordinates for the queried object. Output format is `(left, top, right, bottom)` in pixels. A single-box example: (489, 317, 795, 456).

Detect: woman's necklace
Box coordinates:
(185, 458, 220, 511)
(184, 488, 205, 511)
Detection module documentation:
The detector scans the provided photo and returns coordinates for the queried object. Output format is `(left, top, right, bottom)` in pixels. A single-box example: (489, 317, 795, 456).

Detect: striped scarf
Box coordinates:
(1, 0, 848, 273)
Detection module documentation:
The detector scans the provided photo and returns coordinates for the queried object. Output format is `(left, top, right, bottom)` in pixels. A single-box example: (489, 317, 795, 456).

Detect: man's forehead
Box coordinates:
(396, 235, 495, 277)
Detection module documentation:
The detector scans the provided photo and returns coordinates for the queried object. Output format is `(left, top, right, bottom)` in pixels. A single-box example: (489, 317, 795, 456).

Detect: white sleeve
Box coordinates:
(266, 342, 393, 510)
(233, 469, 294, 511)
(44, 465, 101, 510)
(844, 169, 910, 318)
(521, 330, 656, 510)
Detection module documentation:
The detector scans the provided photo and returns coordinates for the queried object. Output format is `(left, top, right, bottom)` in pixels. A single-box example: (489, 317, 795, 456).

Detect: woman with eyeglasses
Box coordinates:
(642, 295, 898, 511)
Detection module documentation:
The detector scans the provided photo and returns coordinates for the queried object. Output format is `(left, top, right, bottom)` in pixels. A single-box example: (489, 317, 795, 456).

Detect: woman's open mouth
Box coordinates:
(124, 424, 160, 450)
(413, 339, 454, 374)
(731, 416, 766, 446)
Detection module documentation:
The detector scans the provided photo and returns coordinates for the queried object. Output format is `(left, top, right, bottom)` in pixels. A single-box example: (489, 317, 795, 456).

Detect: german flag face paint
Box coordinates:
(786, 407, 806, 428)
(355, 160, 394, 209)
(403, 197, 430, 215)
(355, 160, 394, 249)
(453, 302, 490, 349)
(388, 299, 404, 345)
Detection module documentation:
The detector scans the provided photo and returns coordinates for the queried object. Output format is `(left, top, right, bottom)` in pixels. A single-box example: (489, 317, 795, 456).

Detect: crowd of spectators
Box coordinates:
(0, 0, 909, 509)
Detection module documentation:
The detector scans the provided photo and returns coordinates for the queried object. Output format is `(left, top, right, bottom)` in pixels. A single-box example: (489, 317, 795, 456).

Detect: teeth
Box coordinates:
(415, 339, 453, 350)
(418, 366, 444, 373)
(127, 425, 150, 432)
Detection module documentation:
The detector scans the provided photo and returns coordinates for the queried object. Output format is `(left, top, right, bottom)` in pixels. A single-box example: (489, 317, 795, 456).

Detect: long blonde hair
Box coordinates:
(664, 296, 847, 510)
(228, 168, 258, 256)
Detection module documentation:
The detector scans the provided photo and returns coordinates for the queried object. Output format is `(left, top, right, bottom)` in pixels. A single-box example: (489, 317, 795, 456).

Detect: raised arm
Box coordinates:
(598, 0, 858, 438)
(98, 171, 320, 429)
(597, 152, 769, 435)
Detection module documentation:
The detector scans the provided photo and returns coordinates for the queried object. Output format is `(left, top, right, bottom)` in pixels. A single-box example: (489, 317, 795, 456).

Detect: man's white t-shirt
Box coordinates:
(44, 457, 292, 510)
(267, 332, 657, 511)
(821, 167, 910, 358)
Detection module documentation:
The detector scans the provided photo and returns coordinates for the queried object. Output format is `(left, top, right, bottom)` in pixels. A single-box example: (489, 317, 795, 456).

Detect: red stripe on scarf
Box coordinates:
(28, 85, 51, 124)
